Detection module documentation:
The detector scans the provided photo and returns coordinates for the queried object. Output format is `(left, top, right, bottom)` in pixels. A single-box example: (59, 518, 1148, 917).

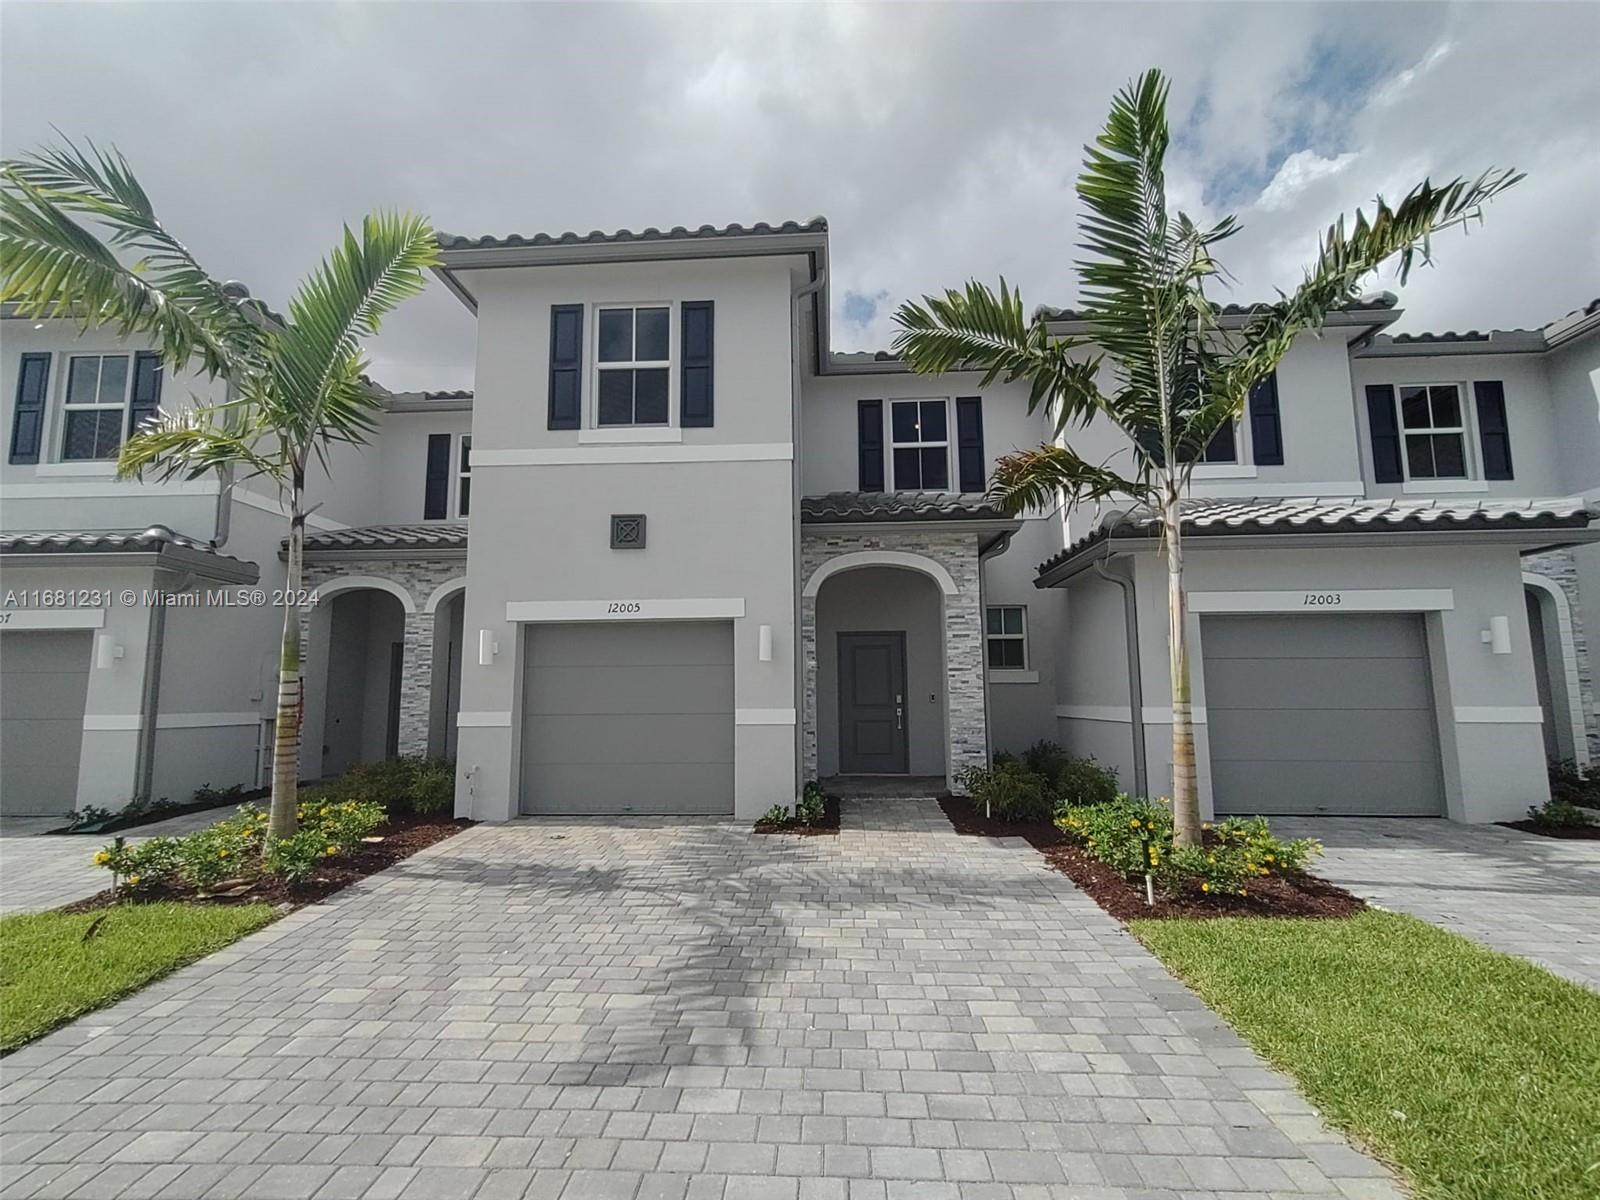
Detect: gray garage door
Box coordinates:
(520, 621, 734, 815)
(1202, 613, 1444, 816)
(1, 630, 92, 816)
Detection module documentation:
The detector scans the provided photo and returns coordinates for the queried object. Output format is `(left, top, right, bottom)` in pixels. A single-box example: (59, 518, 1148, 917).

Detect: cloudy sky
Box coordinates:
(3, 1, 1596, 392)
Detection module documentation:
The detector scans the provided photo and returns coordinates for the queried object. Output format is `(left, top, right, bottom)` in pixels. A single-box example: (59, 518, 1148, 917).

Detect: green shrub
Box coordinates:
(1057, 800, 1320, 898)
(1527, 797, 1595, 829)
(759, 804, 790, 824)
(264, 828, 336, 883)
(193, 782, 246, 806)
(410, 759, 455, 815)
(959, 760, 1054, 823)
(796, 781, 826, 826)
(302, 799, 385, 851)
(1021, 740, 1072, 777)
(122, 837, 184, 893)
(1548, 759, 1600, 810)
(1051, 755, 1120, 809)
(177, 824, 251, 891)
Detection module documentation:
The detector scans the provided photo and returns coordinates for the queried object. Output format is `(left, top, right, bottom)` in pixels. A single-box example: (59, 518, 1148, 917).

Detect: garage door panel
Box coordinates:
(1, 630, 91, 816)
(521, 621, 734, 815)
(1203, 613, 1425, 660)
(1211, 760, 1443, 816)
(1209, 709, 1439, 762)
(521, 665, 732, 716)
(527, 622, 733, 668)
(526, 764, 735, 815)
(1204, 657, 1435, 712)
(1203, 614, 1442, 817)
(521, 714, 734, 766)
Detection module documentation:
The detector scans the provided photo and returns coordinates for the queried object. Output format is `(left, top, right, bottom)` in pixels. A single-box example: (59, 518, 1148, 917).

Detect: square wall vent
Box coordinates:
(610, 514, 646, 549)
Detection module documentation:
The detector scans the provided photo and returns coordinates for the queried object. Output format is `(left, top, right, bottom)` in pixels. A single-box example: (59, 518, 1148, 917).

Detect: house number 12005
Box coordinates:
(607, 602, 642, 614)
(1302, 592, 1342, 606)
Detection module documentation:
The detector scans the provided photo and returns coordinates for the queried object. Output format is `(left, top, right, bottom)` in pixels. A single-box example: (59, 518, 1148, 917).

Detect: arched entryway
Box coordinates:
(1525, 573, 1590, 767)
(426, 581, 467, 760)
(314, 586, 409, 777)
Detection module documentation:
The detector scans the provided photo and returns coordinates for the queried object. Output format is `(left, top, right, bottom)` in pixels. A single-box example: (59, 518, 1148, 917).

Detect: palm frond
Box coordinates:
(270, 212, 439, 454)
(893, 279, 1104, 427)
(989, 444, 1139, 516)
(2, 139, 263, 376)
(117, 402, 279, 484)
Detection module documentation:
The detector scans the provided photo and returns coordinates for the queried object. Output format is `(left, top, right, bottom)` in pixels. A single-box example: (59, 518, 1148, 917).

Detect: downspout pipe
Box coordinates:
(790, 268, 827, 791)
(1093, 554, 1147, 797)
(134, 563, 187, 801)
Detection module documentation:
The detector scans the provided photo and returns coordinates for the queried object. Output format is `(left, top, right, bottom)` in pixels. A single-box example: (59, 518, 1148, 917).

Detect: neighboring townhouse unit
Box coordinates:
(2, 225, 1596, 828)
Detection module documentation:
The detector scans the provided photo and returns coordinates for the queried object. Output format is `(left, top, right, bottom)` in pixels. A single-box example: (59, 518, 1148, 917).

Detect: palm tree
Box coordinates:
(1, 141, 439, 845)
(893, 69, 1520, 846)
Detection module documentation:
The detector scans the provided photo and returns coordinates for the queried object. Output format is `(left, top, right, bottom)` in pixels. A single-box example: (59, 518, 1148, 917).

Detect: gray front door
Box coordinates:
(838, 632, 908, 774)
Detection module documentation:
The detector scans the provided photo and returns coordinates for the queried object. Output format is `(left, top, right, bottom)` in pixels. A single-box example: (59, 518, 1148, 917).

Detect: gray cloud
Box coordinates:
(3, 2, 1595, 391)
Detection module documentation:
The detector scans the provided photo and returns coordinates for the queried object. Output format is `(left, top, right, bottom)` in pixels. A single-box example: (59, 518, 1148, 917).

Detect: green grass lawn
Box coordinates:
(1134, 910, 1600, 1200)
(1, 902, 276, 1052)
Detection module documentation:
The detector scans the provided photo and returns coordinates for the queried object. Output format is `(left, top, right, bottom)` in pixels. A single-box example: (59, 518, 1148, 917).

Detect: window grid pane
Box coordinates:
(635, 308, 669, 362)
(597, 310, 632, 363)
(66, 357, 101, 406)
(97, 356, 128, 406)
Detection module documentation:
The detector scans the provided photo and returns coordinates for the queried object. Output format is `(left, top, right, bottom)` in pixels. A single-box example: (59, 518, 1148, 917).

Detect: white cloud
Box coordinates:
(1256, 150, 1361, 212)
(0, 2, 1594, 387)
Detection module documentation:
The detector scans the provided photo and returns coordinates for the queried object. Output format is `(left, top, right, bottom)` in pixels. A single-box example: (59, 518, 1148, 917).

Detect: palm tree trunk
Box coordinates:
(1165, 489, 1202, 847)
(266, 480, 304, 846)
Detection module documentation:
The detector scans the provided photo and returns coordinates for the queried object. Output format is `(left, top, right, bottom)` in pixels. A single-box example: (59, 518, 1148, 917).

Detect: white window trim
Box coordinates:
(985, 604, 1029, 673)
(1392, 381, 1481, 485)
(456, 433, 472, 519)
(424, 432, 472, 522)
(56, 352, 134, 464)
(1189, 415, 1254, 477)
(887, 397, 954, 492)
(589, 301, 676, 433)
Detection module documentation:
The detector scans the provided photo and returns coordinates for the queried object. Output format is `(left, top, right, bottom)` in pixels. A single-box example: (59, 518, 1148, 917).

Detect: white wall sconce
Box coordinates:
(758, 624, 773, 662)
(478, 629, 500, 666)
(94, 634, 124, 670)
(1482, 615, 1512, 655)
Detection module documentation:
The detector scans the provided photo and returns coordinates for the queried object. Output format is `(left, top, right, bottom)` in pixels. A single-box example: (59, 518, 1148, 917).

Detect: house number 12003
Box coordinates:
(607, 602, 642, 614)
(1302, 592, 1342, 606)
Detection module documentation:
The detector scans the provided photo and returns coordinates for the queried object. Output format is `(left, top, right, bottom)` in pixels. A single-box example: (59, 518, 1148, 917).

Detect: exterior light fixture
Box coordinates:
(478, 629, 499, 666)
(758, 624, 773, 662)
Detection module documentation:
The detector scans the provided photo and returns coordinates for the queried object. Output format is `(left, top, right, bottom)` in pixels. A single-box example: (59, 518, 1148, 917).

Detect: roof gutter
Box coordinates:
(1092, 554, 1147, 797)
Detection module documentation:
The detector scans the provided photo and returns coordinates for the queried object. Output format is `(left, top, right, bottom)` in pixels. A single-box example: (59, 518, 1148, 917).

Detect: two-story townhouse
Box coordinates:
(5, 220, 1595, 830)
(0, 309, 473, 817)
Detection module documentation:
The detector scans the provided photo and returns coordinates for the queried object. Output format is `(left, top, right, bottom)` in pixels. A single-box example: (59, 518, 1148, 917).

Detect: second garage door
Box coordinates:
(520, 621, 734, 815)
(1, 630, 92, 816)
(1203, 613, 1444, 816)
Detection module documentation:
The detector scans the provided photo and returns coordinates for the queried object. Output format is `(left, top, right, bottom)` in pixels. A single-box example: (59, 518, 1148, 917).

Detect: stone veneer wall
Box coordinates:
(1523, 546, 1599, 760)
(800, 528, 988, 791)
(300, 557, 466, 758)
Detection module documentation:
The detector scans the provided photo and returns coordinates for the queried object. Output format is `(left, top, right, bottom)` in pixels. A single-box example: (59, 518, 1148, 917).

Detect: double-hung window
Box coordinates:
(596, 306, 670, 426)
(1399, 384, 1468, 479)
(890, 399, 950, 490)
(457, 435, 472, 517)
(61, 354, 130, 460)
(986, 606, 1027, 669)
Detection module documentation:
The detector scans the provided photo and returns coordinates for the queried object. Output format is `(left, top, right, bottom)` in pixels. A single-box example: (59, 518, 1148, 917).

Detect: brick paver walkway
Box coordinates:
(0, 800, 1399, 1199)
(1275, 816, 1600, 990)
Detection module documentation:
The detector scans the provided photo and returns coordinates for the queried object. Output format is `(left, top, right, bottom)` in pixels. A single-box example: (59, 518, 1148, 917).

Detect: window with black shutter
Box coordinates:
(1474, 380, 1513, 480)
(681, 301, 714, 427)
(423, 432, 451, 520)
(1248, 372, 1283, 465)
(548, 304, 583, 430)
(857, 399, 884, 492)
(955, 397, 985, 492)
(9, 352, 50, 465)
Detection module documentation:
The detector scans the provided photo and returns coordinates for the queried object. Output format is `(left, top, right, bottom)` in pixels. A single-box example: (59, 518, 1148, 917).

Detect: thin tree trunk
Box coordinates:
(1165, 488, 1202, 847)
(267, 478, 304, 846)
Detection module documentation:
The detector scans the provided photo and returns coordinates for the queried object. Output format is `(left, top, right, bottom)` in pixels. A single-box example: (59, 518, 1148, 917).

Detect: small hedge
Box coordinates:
(1057, 797, 1320, 898)
(961, 742, 1120, 822)
(301, 755, 455, 816)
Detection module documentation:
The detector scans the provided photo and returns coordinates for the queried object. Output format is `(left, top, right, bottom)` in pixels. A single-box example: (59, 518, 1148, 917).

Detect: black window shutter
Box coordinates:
(681, 301, 714, 427)
(1248, 371, 1284, 465)
(955, 397, 985, 493)
(9, 352, 50, 465)
(1474, 380, 1513, 480)
(548, 304, 583, 430)
(423, 433, 451, 520)
(1134, 426, 1165, 468)
(128, 352, 163, 440)
(1364, 384, 1403, 483)
(857, 399, 884, 492)
(1202, 420, 1236, 463)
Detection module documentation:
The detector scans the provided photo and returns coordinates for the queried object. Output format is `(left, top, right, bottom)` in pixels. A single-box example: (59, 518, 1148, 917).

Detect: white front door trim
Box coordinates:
(801, 550, 960, 599)
(1187, 588, 1455, 614)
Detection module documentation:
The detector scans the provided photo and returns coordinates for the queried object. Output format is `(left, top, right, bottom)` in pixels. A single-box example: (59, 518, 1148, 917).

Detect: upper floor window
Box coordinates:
(424, 431, 471, 520)
(596, 306, 670, 426)
(457, 435, 471, 517)
(891, 399, 950, 490)
(986, 605, 1028, 669)
(61, 354, 130, 460)
(1398, 384, 1468, 479)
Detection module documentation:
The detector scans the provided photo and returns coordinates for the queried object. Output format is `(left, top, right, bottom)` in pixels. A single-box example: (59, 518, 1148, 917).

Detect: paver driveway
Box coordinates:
(0, 800, 1398, 1200)
(1274, 816, 1600, 990)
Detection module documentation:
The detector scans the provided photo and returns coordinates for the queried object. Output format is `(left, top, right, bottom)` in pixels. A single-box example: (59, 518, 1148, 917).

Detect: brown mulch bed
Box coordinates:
(753, 795, 842, 837)
(59, 816, 472, 915)
(1497, 819, 1600, 840)
(937, 796, 1364, 921)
